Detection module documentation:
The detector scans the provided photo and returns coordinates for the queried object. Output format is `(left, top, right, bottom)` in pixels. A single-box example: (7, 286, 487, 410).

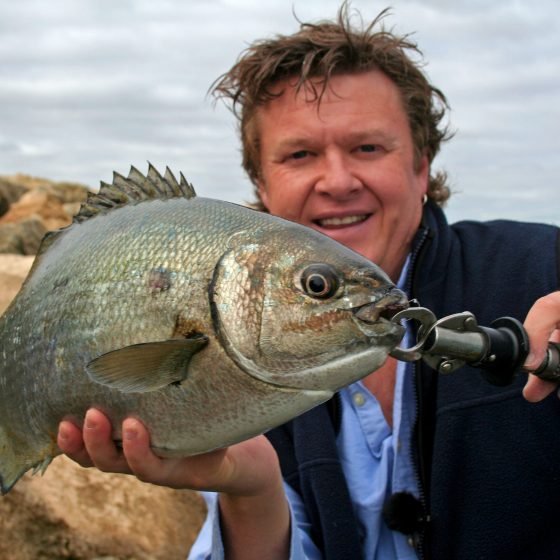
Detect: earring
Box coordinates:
(422, 194, 428, 205)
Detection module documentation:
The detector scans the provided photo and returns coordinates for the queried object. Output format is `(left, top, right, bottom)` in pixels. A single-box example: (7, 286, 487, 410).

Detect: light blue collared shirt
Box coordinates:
(188, 259, 419, 559)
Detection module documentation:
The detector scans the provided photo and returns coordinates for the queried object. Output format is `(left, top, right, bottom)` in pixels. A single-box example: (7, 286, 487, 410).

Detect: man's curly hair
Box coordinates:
(212, 3, 452, 209)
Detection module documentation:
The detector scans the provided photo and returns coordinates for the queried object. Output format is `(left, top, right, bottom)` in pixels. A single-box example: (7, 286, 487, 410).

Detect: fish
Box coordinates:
(0, 164, 408, 494)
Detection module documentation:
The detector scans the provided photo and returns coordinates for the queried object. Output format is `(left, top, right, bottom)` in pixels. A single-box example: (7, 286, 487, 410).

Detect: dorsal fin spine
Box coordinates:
(164, 167, 181, 195)
(180, 172, 196, 199)
(73, 165, 198, 224)
(148, 163, 174, 198)
(128, 166, 157, 197)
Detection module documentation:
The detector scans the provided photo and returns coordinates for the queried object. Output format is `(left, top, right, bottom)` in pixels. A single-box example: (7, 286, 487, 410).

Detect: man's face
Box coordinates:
(255, 70, 429, 282)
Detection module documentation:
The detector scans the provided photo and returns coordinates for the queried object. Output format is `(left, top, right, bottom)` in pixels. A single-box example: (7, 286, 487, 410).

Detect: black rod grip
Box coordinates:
(477, 317, 559, 386)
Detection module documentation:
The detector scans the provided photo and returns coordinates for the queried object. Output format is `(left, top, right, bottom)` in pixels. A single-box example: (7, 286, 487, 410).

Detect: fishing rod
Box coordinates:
(389, 303, 560, 386)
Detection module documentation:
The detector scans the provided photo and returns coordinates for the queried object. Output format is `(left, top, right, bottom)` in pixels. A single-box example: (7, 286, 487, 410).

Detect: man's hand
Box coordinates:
(57, 408, 280, 494)
(522, 291, 560, 402)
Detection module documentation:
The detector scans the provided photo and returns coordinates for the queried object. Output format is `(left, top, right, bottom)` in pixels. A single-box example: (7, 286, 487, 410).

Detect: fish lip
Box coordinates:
(352, 290, 409, 325)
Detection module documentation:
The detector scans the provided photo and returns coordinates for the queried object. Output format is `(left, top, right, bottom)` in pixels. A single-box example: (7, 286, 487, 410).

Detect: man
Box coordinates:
(58, 6, 560, 559)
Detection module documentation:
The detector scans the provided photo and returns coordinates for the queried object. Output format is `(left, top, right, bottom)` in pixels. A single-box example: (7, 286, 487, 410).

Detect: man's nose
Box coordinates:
(315, 152, 362, 198)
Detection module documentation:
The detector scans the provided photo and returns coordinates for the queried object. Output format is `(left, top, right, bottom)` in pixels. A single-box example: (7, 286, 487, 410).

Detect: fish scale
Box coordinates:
(0, 164, 407, 494)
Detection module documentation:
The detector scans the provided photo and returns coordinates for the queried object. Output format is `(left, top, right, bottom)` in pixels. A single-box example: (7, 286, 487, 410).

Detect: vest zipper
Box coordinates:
(405, 225, 431, 559)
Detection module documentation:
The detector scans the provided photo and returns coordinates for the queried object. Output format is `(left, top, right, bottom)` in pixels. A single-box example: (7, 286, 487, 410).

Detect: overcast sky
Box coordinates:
(0, 0, 558, 225)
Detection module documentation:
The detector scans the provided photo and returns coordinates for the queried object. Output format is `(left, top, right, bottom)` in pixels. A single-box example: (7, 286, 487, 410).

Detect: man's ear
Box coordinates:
(257, 180, 269, 209)
(416, 154, 430, 196)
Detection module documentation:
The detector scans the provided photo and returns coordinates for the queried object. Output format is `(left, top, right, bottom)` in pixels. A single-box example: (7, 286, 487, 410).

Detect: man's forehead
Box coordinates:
(255, 70, 404, 124)
(261, 69, 398, 108)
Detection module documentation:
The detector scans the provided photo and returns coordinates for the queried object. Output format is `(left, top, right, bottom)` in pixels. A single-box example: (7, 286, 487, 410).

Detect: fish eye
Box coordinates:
(301, 264, 340, 299)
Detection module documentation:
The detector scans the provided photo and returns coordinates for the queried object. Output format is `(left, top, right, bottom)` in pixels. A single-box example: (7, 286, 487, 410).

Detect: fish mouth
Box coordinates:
(352, 289, 409, 325)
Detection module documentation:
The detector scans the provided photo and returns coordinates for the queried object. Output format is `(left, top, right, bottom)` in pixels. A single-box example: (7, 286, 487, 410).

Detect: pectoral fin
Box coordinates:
(86, 335, 209, 393)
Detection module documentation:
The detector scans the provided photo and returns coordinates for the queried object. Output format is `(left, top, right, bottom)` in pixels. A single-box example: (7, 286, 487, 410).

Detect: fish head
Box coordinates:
(211, 221, 408, 393)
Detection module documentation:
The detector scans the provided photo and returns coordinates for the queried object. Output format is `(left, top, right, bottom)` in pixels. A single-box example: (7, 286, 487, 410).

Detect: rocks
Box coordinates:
(0, 173, 207, 559)
(0, 174, 89, 254)
(0, 456, 206, 560)
(0, 254, 35, 314)
(0, 217, 48, 255)
(0, 178, 27, 218)
(1, 189, 74, 231)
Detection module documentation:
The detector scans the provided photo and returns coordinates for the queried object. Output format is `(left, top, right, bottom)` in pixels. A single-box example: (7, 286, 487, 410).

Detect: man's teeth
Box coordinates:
(317, 214, 368, 227)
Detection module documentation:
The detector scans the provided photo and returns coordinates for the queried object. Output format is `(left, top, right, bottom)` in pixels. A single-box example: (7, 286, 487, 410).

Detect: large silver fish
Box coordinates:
(0, 165, 407, 494)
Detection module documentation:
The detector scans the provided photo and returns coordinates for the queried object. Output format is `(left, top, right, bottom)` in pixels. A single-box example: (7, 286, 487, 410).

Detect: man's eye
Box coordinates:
(359, 144, 377, 153)
(290, 150, 309, 160)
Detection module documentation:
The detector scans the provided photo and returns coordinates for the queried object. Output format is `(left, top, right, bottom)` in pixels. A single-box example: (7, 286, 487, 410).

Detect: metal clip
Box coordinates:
(390, 303, 560, 385)
(390, 308, 488, 374)
(389, 307, 437, 362)
(419, 312, 486, 374)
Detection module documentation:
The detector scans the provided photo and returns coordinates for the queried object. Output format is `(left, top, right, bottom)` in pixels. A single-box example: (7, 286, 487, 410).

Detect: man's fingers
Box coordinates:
(120, 417, 165, 483)
(522, 375, 557, 402)
(57, 419, 94, 467)
(522, 292, 560, 402)
(522, 330, 560, 402)
(523, 293, 560, 370)
(82, 409, 131, 473)
(121, 417, 235, 490)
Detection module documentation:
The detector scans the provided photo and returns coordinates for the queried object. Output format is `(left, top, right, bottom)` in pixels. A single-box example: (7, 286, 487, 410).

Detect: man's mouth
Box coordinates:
(314, 214, 370, 228)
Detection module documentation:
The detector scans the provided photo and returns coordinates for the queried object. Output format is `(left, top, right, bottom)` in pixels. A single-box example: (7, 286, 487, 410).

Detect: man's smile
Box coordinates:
(313, 213, 372, 229)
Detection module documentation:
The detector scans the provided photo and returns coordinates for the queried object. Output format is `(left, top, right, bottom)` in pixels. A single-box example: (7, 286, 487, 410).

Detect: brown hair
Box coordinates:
(212, 3, 452, 209)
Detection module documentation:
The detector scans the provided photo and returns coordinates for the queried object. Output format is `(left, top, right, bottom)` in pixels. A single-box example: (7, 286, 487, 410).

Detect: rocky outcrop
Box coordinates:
(0, 174, 88, 254)
(0, 254, 35, 314)
(0, 178, 27, 217)
(0, 173, 206, 559)
(0, 218, 48, 255)
(0, 456, 206, 560)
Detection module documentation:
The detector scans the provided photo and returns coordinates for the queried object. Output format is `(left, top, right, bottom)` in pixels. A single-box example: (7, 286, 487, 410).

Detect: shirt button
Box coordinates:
(352, 392, 366, 407)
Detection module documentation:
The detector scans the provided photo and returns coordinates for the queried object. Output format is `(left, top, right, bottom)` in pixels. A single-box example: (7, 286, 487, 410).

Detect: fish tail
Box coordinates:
(0, 425, 52, 495)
